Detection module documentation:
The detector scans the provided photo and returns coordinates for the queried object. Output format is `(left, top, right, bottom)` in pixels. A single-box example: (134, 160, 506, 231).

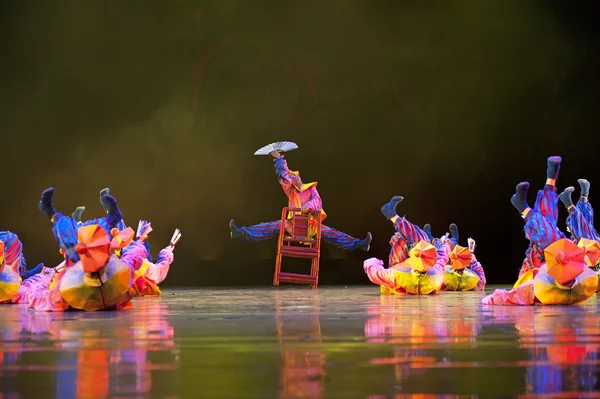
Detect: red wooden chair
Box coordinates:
(273, 207, 322, 288)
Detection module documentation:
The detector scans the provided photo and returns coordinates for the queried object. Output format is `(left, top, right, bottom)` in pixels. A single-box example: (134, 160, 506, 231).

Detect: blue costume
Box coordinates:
(513, 157, 562, 278)
(560, 180, 599, 242)
(72, 189, 152, 262)
(38, 187, 123, 264)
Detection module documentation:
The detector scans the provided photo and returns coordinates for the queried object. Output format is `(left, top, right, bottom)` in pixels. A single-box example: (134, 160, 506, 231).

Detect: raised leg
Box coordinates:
(576, 179, 594, 224)
(321, 226, 371, 251)
(231, 220, 281, 242)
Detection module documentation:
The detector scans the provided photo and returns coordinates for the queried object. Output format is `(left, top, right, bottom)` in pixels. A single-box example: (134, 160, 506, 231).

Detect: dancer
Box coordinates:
(27, 224, 147, 312)
(37, 187, 123, 265)
(514, 156, 563, 286)
(128, 221, 180, 297)
(73, 206, 178, 297)
(229, 150, 371, 251)
(559, 180, 600, 291)
(482, 238, 597, 305)
(362, 196, 450, 295)
(483, 158, 598, 305)
(441, 227, 486, 291)
(559, 180, 599, 243)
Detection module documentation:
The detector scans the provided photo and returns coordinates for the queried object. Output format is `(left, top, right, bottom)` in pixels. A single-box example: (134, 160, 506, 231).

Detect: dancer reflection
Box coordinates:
(1, 302, 176, 398)
(514, 308, 600, 396)
(274, 290, 324, 399)
(364, 295, 481, 397)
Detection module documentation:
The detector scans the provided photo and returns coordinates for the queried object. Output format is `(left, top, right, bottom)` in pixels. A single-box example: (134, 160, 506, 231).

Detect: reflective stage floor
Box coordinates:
(1, 286, 600, 398)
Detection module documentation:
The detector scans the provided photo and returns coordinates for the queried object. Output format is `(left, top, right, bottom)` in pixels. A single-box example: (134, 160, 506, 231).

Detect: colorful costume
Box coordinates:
(559, 180, 600, 291)
(483, 239, 598, 305)
(515, 156, 562, 281)
(442, 244, 486, 292)
(363, 196, 450, 295)
(26, 226, 147, 312)
(127, 221, 178, 297)
(484, 159, 599, 306)
(26, 188, 145, 311)
(230, 153, 371, 251)
(440, 229, 486, 291)
(72, 193, 176, 297)
(0, 231, 45, 280)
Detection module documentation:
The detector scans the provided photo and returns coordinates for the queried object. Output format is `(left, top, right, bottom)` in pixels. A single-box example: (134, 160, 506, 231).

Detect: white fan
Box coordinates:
(254, 141, 299, 156)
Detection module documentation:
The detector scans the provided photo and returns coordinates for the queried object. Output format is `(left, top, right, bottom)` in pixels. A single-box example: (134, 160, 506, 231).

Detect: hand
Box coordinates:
(301, 206, 309, 214)
(270, 150, 281, 158)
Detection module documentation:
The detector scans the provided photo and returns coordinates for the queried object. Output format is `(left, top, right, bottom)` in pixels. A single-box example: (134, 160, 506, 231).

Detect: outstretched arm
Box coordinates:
(272, 152, 295, 196)
(120, 240, 148, 271)
(468, 255, 486, 291)
(145, 248, 174, 284)
(363, 258, 399, 290)
(303, 188, 323, 212)
(481, 282, 535, 305)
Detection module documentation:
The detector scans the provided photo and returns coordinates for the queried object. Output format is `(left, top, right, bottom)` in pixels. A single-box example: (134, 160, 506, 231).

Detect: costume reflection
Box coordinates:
(274, 290, 324, 399)
(364, 295, 481, 395)
(0, 301, 176, 398)
(513, 307, 600, 395)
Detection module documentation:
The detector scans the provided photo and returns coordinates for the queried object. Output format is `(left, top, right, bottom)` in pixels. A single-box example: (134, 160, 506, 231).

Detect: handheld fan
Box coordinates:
(468, 238, 476, 253)
(254, 141, 298, 156)
(136, 220, 153, 241)
(168, 229, 181, 251)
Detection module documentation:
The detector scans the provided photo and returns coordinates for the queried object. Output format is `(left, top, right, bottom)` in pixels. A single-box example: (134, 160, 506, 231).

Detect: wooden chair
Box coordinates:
(273, 207, 322, 288)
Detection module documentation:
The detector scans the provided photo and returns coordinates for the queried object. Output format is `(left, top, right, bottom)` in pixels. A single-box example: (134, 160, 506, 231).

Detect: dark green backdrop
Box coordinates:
(1, 0, 599, 285)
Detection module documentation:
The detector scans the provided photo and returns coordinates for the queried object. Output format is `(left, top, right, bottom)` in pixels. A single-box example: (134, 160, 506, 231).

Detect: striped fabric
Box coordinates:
(0, 231, 26, 275)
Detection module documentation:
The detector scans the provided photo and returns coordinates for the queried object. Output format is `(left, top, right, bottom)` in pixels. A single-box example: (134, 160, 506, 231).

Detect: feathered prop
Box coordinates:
(137, 220, 153, 241)
(168, 229, 181, 251)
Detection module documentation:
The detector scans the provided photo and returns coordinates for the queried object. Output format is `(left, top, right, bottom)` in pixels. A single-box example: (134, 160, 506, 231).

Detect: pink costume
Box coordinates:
(27, 241, 147, 312)
(482, 264, 598, 306)
(10, 266, 56, 304)
(131, 247, 174, 296)
(363, 243, 451, 295)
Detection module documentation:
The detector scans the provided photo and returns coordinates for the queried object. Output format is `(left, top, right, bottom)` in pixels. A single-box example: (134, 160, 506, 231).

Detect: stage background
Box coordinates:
(1, 0, 599, 286)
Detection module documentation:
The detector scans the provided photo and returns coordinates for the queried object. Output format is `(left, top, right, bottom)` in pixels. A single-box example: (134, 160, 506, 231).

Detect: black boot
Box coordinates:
(230, 219, 243, 238)
(559, 187, 575, 211)
(381, 196, 403, 220)
(102, 194, 123, 227)
(99, 188, 111, 212)
(511, 182, 531, 214)
(449, 223, 459, 246)
(578, 179, 590, 198)
(38, 188, 57, 220)
(357, 232, 372, 251)
(423, 224, 433, 241)
(546, 156, 562, 190)
(71, 206, 86, 223)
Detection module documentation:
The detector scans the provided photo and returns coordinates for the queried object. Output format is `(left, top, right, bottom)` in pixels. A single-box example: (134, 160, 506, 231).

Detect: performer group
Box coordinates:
(1, 140, 599, 311)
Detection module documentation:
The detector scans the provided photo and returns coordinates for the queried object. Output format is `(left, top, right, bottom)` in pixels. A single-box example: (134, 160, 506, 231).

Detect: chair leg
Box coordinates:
(311, 257, 319, 289)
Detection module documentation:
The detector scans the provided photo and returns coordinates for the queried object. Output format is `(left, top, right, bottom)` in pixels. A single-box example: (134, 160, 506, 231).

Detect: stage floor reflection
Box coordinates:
(1, 286, 600, 398)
